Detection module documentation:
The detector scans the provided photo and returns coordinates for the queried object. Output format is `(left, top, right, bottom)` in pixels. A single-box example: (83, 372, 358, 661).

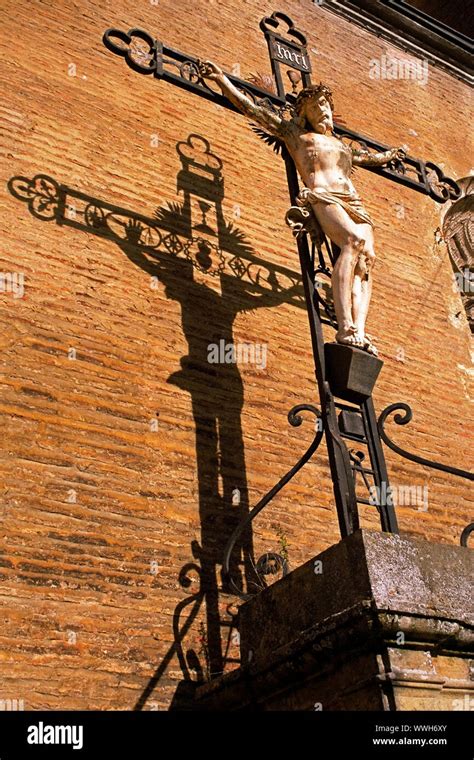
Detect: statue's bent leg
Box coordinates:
(307, 200, 369, 348)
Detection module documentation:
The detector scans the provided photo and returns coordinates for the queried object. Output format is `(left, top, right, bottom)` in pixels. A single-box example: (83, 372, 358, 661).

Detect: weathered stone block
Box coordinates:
(195, 531, 474, 710)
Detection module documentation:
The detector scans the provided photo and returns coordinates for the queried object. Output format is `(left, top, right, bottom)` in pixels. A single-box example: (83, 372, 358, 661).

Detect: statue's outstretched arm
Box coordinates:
(198, 60, 284, 136)
(351, 144, 408, 167)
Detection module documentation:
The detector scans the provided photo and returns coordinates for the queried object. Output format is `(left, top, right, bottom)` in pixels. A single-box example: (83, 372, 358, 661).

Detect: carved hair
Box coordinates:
(294, 83, 334, 114)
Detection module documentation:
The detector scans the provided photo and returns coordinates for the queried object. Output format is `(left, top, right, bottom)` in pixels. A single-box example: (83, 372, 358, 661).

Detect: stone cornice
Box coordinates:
(318, 0, 472, 84)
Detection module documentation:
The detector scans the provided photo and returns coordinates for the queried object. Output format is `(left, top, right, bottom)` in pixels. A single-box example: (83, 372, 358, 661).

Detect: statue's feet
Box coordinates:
(336, 326, 378, 356)
(336, 325, 365, 349)
(363, 333, 378, 356)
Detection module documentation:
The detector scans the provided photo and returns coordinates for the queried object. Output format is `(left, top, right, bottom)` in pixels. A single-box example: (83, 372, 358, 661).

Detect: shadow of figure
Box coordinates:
(114, 179, 302, 710)
(8, 135, 305, 710)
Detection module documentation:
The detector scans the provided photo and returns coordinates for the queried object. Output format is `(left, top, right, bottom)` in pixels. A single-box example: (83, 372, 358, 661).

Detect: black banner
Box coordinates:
(0, 710, 471, 757)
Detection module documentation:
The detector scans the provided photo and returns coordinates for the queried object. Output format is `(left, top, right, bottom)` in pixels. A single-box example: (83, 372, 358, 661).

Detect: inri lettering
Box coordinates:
(275, 42, 309, 70)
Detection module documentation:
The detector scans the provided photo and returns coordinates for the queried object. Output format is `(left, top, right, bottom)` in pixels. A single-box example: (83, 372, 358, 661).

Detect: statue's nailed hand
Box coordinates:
(197, 60, 224, 82)
(391, 144, 409, 161)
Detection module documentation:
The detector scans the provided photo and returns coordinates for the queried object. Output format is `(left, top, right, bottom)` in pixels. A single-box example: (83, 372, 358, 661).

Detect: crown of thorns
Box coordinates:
(294, 83, 334, 113)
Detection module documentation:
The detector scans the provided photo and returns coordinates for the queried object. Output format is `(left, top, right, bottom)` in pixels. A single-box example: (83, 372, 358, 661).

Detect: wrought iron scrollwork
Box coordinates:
(259, 11, 308, 47)
(102, 24, 460, 203)
(255, 553, 288, 579)
(285, 204, 337, 328)
(103, 27, 159, 74)
(378, 403, 474, 481)
(336, 129, 461, 203)
(102, 26, 288, 112)
(177, 60, 200, 83)
(222, 403, 323, 599)
(424, 161, 462, 203)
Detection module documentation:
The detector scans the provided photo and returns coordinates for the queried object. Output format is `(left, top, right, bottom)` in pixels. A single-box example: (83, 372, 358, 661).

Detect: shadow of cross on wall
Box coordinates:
(8, 133, 306, 701)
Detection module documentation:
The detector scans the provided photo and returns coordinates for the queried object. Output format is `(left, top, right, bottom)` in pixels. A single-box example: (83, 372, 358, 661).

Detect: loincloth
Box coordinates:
(297, 187, 373, 228)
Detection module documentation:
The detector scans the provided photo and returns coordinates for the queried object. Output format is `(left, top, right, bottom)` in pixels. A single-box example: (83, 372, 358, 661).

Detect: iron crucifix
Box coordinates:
(101, 13, 461, 541)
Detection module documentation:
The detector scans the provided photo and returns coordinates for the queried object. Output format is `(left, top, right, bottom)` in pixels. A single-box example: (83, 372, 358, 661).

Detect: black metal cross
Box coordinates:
(101, 11, 471, 594)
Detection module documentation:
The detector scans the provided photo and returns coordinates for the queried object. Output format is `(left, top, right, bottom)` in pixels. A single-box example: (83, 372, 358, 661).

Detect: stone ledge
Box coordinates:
(238, 530, 473, 664)
(194, 530, 473, 710)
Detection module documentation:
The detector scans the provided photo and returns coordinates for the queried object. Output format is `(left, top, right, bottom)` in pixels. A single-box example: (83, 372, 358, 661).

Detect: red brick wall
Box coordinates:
(0, 0, 472, 709)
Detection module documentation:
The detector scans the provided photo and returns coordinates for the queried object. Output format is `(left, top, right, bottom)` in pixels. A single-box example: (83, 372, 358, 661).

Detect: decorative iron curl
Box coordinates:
(378, 403, 474, 481)
(424, 161, 462, 203)
(287, 402, 323, 427)
(222, 403, 323, 599)
(256, 552, 288, 577)
(178, 60, 201, 82)
(103, 28, 158, 74)
(460, 523, 474, 548)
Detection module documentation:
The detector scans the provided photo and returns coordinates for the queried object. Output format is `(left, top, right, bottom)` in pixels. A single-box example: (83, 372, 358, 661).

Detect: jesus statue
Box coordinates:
(199, 61, 407, 356)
